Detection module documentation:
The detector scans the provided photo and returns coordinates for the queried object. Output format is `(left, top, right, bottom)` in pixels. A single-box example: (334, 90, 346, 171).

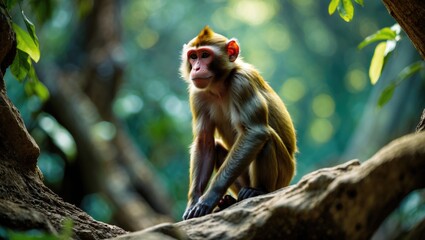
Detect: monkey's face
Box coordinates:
(187, 47, 215, 89)
(180, 26, 240, 90)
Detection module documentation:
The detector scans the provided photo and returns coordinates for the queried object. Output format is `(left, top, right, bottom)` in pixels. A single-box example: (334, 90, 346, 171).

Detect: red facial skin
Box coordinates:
(187, 48, 215, 89)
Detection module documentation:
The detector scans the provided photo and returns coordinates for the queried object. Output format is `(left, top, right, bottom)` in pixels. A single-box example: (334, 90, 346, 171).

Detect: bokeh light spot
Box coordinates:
(309, 118, 334, 144)
(312, 94, 335, 118)
(92, 121, 117, 141)
(280, 78, 307, 102)
(136, 28, 159, 49)
(113, 93, 144, 118)
(231, 0, 277, 26)
(345, 68, 367, 93)
(264, 24, 291, 52)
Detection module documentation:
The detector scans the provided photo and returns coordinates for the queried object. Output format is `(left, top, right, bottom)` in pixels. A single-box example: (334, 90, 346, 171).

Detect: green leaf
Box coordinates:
(21, 11, 40, 48)
(10, 50, 31, 81)
(369, 42, 387, 85)
(338, 0, 354, 22)
(354, 0, 364, 6)
(378, 83, 395, 108)
(376, 62, 424, 108)
(358, 27, 397, 49)
(395, 61, 424, 84)
(27, 67, 50, 102)
(12, 23, 40, 62)
(328, 0, 340, 15)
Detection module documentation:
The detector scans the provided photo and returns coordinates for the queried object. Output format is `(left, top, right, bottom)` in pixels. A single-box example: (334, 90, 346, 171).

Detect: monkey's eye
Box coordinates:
(201, 52, 210, 58)
(189, 53, 197, 59)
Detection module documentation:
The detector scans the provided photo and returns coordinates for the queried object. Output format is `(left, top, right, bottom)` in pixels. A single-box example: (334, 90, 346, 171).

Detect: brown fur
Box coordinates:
(181, 26, 296, 220)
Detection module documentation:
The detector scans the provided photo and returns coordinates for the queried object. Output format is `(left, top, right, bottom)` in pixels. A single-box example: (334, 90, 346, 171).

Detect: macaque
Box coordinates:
(180, 26, 296, 220)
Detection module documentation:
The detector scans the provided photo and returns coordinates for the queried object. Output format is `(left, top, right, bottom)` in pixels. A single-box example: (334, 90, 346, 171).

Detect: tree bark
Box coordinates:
(0, 5, 127, 239)
(382, 0, 425, 59)
(114, 131, 425, 240)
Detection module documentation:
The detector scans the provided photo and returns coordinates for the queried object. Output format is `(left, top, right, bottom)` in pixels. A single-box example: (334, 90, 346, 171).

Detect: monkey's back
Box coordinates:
(265, 90, 297, 157)
(237, 62, 297, 157)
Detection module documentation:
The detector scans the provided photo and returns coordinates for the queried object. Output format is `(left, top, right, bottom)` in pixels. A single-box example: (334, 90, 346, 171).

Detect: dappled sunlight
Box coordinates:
(279, 77, 307, 102)
(303, 20, 337, 56)
(264, 23, 292, 52)
(230, 0, 278, 26)
(136, 27, 159, 49)
(113, 92, 144, 118)
(345, 68, 368, 93)
(38, 114, 76, 159)
(312, 94, 335, 118)
(309, 118, 334, 144)
(161, 95, 191, 122)
(245, 48, 276, 79)
(91, 121, 117, 141)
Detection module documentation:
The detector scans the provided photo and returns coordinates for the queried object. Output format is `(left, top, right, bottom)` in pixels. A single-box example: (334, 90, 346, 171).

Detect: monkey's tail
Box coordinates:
(269, 127, 296, 188)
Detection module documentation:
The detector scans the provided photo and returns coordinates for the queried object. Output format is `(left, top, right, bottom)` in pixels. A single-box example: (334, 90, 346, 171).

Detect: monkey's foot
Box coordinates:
(215, 195, 237, 212)
(238, 187, 266, 201)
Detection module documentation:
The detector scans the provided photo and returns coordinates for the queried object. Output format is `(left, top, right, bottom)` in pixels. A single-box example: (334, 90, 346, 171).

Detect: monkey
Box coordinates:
(180, 26, 296, 220)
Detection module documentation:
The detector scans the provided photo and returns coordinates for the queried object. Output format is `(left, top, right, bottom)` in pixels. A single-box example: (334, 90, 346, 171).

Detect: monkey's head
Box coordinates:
(180, 26, 240, 90)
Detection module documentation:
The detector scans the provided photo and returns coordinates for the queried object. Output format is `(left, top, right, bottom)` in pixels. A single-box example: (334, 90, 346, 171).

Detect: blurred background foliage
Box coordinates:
(4, 0, 425, 235)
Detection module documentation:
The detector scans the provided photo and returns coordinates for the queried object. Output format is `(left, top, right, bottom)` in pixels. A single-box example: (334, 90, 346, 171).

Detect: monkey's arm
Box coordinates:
(184, 82, 270, 219)
(184, 125, 270, 219)
(183, 115, 216, 220)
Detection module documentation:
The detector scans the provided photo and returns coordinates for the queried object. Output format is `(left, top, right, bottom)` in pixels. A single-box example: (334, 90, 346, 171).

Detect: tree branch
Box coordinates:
(114, 131, 425, 240)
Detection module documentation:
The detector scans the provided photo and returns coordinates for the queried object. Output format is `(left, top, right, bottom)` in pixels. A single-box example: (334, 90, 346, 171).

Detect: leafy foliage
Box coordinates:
(358, 24, 424, 107)
(328, 0, 363, 22)
(6, 2, 49, 101)
(328, 0, 421, 108)
(358, 24, 401, 85)
(378, 61, 425, 107)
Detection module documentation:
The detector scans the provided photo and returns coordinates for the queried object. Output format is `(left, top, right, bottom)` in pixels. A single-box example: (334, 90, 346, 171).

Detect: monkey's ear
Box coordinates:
(227, 39, 239, 62)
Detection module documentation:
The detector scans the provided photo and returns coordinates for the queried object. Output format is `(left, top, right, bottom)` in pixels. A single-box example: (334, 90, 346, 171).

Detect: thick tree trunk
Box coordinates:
(0, 6, 127, 239)
(382, 0, 425, 59)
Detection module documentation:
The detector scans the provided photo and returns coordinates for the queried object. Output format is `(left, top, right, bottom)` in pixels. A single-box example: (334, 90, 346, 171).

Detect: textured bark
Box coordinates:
(0, 7, 39, 169)
(0, 164, 127, 239)
(113, 132, 425, 240)
(0, 5, 127, 239)
(382, 0, 425, 59)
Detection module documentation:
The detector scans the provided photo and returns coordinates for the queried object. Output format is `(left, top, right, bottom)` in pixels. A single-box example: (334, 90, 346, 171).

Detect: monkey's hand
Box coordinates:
(182, 201, 213, 220)
(183, 194, 220, 220)
(238, 187, 266, 200)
